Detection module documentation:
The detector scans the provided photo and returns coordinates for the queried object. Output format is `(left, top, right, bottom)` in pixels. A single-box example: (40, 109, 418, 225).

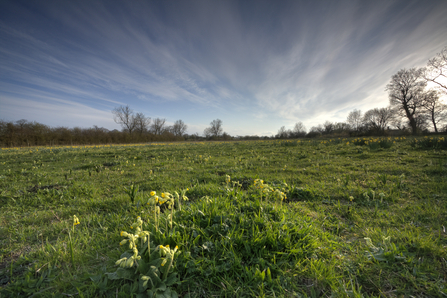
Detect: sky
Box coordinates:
(1, 0, 446, 137)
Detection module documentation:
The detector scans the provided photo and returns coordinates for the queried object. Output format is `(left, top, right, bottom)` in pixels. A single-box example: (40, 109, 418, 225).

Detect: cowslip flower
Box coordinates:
(73, 215, 80, 226)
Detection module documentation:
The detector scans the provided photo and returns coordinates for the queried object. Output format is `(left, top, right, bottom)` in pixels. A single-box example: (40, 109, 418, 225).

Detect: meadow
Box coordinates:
(0, 137, 446, 297)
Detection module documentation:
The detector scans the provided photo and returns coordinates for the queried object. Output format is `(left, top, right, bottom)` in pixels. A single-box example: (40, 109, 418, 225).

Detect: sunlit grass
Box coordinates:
(0, 137, 446, 297)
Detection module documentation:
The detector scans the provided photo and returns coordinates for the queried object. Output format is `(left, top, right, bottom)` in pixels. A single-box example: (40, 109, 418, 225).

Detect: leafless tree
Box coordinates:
(388, 106, 407, 131)
(291, 122, 306, 137)
(112, 105, 136, 134)
(347, 109, 363, 134)
(276, 126, 288, 138)
(363, 107, 393, 133)
(333, 122, 350, 135)
(424, 46, 447, 94)
(310, 124, 324, 134)
(322, 121, 335, 135)
(421, 89, 447, 132)
(134, 112, 151, 135)
(386, 68, 427, 135)
(151, 118, 166, 135)
(204, 119, 223, 138)
(171, 119, 188, 137)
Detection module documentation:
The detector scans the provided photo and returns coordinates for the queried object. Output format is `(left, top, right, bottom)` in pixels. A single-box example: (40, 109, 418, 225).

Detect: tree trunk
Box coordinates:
(431, 111, 438, 133)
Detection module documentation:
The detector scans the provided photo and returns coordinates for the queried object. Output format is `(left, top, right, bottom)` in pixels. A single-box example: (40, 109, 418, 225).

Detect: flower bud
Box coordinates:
(126, 258, 134, 267)
(115, 257, 126, 265)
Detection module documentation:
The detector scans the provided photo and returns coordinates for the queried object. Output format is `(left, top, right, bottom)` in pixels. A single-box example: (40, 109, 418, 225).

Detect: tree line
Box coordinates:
(276, 46, 447, 138)
(112, 105, 188, 138)
(0, 119, 190, 148)
(0, 108, 232, 147)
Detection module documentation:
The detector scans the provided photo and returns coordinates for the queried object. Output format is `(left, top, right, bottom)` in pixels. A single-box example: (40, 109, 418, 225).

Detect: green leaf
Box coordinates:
(131, 280, 139, 293)
(266, 267, 272, 283)
(163, 288, 172, 297)
(116, 267, 136, 280)
(138, 258, 150, 275)
(150, 249, 161, 261)
(148, 258, 163, 268)
(192, 235, 201, 245)
(164, 273, 178, 286)
(147, 266, 162, 286)
(105, 272, 119, 280)
(158, 282, 166, 291)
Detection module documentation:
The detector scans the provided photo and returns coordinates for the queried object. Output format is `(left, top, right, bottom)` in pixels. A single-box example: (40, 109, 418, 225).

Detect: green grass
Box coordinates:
(0, 137, 446, 297)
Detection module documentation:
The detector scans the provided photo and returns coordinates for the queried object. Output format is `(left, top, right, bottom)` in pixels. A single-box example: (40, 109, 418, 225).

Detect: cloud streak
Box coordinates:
(1, 0, 446, 135)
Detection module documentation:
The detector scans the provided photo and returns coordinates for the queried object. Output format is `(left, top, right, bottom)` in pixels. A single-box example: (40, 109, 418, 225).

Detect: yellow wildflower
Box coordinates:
(73, 215, 80, 226)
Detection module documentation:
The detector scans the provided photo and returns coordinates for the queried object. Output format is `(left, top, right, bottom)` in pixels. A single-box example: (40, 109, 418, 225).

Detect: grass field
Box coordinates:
(0, 137, 446, 297)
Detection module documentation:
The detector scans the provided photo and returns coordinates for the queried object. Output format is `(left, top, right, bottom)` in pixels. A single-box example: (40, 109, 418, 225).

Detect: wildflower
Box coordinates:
(73, 215, 80, 226)
(150, 191, 156, 196)
(115, 257, 127, 266)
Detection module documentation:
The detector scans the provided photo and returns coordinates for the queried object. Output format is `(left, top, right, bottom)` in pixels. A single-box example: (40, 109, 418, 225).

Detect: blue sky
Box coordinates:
(1, 0, 446, 136)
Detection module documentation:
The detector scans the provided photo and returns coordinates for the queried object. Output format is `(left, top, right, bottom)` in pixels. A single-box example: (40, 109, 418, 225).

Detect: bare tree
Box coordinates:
(363, 107, 393, 134)
(421, 89, 447, 132)
(333, 122, 350, 134)
(276, 126, 288, 138)
(291, 122, 306, 137)
(171, 119, 188, 137)
(386, 68, 427, 135)
(151, 118, 167, 135)
(347, 109, 363, 134)
(134, 112, 151, 135)
(322, 121, 335, 135)
(112, 105, 136, 134)
(424, 46, 447, 93)
(388, 106, 408, 131)
(204, 119, 223, 138)
(310, 124, 324, 134)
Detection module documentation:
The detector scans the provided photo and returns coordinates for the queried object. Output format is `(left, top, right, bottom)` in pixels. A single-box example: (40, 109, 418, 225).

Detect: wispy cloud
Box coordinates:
(1, 0, 446, 135)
